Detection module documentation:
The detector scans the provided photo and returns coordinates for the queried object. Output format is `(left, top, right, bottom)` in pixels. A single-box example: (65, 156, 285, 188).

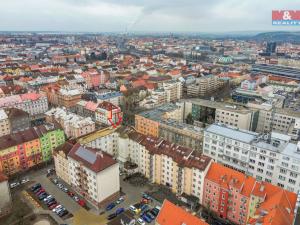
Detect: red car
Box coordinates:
(78, 199, 86, 207)
(36, 189, 45, 196)
(141, 198, 151, 204)
(68, 191, 74, 197)
(48, 203, 58, 209)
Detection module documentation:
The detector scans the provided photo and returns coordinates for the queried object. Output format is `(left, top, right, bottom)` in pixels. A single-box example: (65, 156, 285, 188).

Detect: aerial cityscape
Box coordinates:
(0, 1, 300, 225)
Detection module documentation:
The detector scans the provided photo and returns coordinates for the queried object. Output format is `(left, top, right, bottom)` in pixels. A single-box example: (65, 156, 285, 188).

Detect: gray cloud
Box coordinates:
(0, 0, 300, 32)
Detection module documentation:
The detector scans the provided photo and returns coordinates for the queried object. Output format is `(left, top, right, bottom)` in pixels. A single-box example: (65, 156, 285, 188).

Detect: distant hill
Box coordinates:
(251, 31, 300, 43)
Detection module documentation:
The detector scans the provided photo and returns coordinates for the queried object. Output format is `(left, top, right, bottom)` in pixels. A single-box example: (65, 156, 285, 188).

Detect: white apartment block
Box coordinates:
(68, 144, 120, 208)
(95, 101, 122, 126)
(161, 80, 182, 102)
(79, 127, 212, 203)
(0, 93, 48, 116)
(203, 123, 300, 193)
(45, 107, 95, 138)
(0, 109, 10, 137)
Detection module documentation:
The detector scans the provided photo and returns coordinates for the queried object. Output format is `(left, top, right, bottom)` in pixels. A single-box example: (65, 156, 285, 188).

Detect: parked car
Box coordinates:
(141, 204, 149, 212)
(116, 197, 124, 204)
(129, 205, 141, 214)
(52, 205, 63, 213)
(73, 196, 80, 202)
(31, 183, 41, 191)
(106, 202, 116, 211)
(38, 192, 48, 200)
(107, 213, 117, 220)
(142, 194, 151, 200)
(43, 195, 53, 202)
(10, 182, 20, 189)
(68, 191, 74, 197)
(116, 208, 124, 215)
(141, 198, 150, 204)
(137, 218, 146, 225)
(62, 187, 68, 193)
(78, 199, 86, 207)
(151, 207, 160, 216)
(52, 178, 58, 184)
(56, 207, 65, 215)
(49, 203, 58, 210)
(145, 211, 155, 220)
(142, 214, 152, 223)
(21, 178, 30, 184)
(47, 200, 57, 207)
(58, 209, 68, 217)
(35, 188, 45, 195)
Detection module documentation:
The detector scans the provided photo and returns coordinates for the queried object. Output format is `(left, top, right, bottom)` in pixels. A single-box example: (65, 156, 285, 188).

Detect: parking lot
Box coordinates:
(8, 165, 163, 225)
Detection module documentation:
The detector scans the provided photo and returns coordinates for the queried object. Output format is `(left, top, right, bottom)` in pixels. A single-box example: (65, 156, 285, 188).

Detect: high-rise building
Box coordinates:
(266, 42, 277, 54)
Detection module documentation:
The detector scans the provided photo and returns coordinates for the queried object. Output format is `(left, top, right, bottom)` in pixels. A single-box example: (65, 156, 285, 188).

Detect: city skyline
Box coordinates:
(1, 0, 300, 32)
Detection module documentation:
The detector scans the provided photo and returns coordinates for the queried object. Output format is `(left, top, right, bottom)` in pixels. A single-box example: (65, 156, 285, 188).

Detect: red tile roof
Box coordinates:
(205, 162, 256, 197)
(156, 200, 208, 225)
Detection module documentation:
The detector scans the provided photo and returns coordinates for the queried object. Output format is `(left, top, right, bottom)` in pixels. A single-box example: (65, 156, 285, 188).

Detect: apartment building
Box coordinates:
(187, 75, 224, 97)
(80, 128, 119, 157)
(53, 141, 74, 185)
(0, 109, 10, 137)
(140, 81, 182, 109)
(67, 144, 120, 208)
(0, 123, 65, 175)
(95, 101, 122, 127)
(156, 199, 208, 225)
(0, 92, 48, 116)
(161, 80, 182, 102)
(75, 100, 98, 121)
(135, 103, 183, 137)
(159, 118, 203, 151)
(57, 88, 82, 110)
(45, 107, 95, 138)
(256, 106, 299, 134)
(127, 131, 212, 203)
(0, 172, 12, 218)
(188, 99, 258, 131)
(95, 91, 123, 106)
(203, 123, 300, 193)
(203, 162, 297, 225)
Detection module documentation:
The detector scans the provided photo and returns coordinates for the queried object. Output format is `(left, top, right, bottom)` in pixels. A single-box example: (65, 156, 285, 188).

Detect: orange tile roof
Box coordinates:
(156, 200, 208, 225)
(206, 162, 256, 197)
(249, 182, 297, 225)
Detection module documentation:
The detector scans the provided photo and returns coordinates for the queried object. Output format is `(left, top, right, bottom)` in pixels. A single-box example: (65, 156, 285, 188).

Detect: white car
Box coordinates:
(137, 218, 146, 225)
(21, 178, 29, 184)
(10, 182, 20, 189)
(52, 205, 62, 213)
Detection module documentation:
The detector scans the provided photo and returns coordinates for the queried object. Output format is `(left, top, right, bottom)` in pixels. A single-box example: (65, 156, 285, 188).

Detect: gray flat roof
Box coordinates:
(205, 124, 256, 143)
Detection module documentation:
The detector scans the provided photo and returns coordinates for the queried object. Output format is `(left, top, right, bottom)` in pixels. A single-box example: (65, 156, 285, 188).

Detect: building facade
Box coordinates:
(66, 144, 120, 208)
(0, 123, 65, 176)
(0, 109, 10, 137)
(95, 101, 122, 127)
(203, 123, 300, 194)
(45, 107, 95, 138)
(203, 162, 297, 225)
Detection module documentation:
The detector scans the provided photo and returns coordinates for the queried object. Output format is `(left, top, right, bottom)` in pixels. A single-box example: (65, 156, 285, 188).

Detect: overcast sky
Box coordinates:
(0, 0, 300, 33)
